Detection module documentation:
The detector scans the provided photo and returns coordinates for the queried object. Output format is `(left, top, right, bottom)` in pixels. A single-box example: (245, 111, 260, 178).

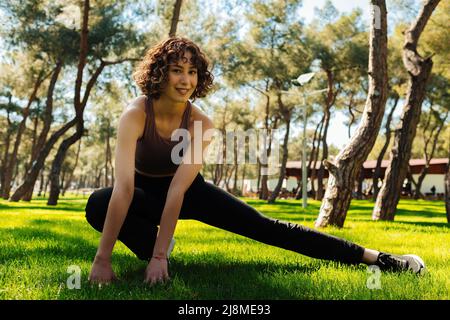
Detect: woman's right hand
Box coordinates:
(88, 255, 118, 285)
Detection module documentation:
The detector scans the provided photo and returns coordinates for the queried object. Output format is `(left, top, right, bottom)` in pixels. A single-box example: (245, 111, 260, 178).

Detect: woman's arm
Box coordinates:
(89, 103, 145, 283)
(152, 116, 215, 258)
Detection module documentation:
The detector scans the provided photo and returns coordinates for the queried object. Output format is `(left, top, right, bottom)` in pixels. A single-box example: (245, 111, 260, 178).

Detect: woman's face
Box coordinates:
(161, 50, 198, 103)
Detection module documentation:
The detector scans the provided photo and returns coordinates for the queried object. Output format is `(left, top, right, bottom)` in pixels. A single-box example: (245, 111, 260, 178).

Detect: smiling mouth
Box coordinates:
(176, 88, 189, 95)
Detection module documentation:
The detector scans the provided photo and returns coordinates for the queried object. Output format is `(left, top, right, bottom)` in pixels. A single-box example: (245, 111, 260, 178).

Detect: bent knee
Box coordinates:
(85, 187, 113, 231)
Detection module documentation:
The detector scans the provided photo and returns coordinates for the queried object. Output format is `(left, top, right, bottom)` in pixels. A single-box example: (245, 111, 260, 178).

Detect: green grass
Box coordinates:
(0, 195, 449, 300)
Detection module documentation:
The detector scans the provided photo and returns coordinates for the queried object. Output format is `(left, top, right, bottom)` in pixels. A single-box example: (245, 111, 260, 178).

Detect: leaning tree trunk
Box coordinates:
(47, 123, 84, 205)
(373, 0, 440, 221)
(9, 118, 78, 201)
(9, 1, 94, 202)
(373, 94, 399, 200)
(315, 0, 388, 228)
(2, 68, 50, 199)
(62, 137, 82, 196)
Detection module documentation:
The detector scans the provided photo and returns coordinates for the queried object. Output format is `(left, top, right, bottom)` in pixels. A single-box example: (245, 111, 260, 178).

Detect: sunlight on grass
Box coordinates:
(0, 195, 449, 300)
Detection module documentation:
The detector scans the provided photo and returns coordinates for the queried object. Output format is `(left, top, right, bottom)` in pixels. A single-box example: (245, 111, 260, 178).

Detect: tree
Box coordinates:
(169, 0, 183, 37)
(212, 0, 312, 202)
(306, 6, 368, 200)
(373, 0, 441, 221)
(315, 0, 388, 228)
(46, 0, 142, 205)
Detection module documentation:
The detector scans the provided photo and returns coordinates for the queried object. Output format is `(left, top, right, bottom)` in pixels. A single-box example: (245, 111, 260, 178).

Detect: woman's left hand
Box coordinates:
(144, 257, 169, 285)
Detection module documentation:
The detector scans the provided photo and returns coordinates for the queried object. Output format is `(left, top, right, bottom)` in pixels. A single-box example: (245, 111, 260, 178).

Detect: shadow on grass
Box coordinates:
(0, 225, 98, 261)
(60, 255, 353, 300)
(0, 202, 86, 213)
(1, 217, 367, 299)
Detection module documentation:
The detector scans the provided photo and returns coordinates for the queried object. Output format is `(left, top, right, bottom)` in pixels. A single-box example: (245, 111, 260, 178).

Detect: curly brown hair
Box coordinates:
(133, 37, 214, 101)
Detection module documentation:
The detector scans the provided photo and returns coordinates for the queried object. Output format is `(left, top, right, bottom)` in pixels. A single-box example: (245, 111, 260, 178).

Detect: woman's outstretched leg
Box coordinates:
(85, 187, 159, 261)
(180, 175, 365, 265)
(180, 175, 426, 273)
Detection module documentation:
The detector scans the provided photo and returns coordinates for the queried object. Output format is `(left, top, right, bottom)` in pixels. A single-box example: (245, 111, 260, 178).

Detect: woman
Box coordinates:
(86, 37, 426, 285)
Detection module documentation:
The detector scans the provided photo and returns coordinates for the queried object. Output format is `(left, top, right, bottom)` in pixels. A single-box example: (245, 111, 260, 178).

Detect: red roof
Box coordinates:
(286, 158, 449, 169)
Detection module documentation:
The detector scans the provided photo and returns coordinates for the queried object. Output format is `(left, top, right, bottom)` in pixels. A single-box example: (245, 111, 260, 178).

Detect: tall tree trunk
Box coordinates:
(316, 71, 335, 200)
(2, 68, 49, 199)
(47, 0, 91, 206)
(1, 104, 14, 198)
(373, 0, 440, 221)
(104, 123, 111, 187)
(38, 169, 45, 197)
(241, 163, 247, 194)
(268, 95, 291, 203)
(373, 94, 399, 200)
(297, 116, 323, 200)
(310, 116, 325, 198)
(62, 137, 82, 196)
(258, 86, 272, 200)
(413, 111, 448, 199)
(169, 0, 183, 37)
(47, 127, 84, 205)
(355, 165, 365, 200)
(315, 0, 388, 228)
(23, 105, 42, 189)
(233, 163, 239, 195)
(9, 117, 78, 201)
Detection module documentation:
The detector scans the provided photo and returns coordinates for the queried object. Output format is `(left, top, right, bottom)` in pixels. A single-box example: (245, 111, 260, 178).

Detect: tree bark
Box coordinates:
(316, 69, 337, 201)
(373, 0, 440, 221)
(47, 127, 84, 204)
(47, 0, 91, 206)
(9, 117, 78, 201)
(62, 137, 82, 196)
(310, 116, 325, 198)
(413, 110, 448, 199)
(373, 94, 399, 200)
(38, 169, 45, 197)
(169, 0, 183, 37)
(1, 68, 50, 199)
(1, 98, 14, 198)
(268, 94, 291, 203)
(315, 0, 388, 228)
(258, 84, 272, 200)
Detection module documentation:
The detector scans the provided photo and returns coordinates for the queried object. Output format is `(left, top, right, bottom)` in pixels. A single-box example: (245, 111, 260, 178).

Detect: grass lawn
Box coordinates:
(0, 195, 449, 300)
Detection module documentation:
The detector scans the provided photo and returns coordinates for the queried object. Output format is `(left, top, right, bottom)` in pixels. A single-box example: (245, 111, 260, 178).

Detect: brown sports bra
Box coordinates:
(135, 96, 192, 176)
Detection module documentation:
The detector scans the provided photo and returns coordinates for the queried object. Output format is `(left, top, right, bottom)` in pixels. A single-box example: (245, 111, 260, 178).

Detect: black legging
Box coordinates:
(85, 172, 365, 264)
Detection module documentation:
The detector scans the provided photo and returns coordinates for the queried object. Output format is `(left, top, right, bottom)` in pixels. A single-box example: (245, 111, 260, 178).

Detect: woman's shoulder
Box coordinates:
(189, 102, 214, 129)
(126, 95, 147, 114)
(120, 96, 148, 122)
(118, 96, 147, 137)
